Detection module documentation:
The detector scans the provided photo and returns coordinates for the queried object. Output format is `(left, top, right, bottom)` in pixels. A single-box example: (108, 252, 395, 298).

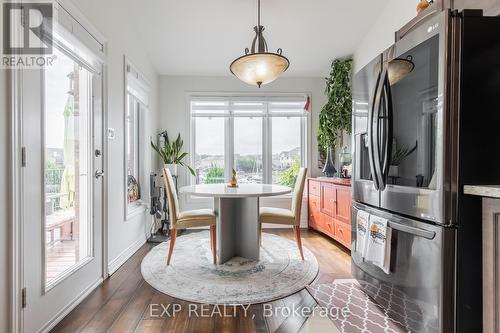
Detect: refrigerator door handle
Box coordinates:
(372, 66, 387, 190)
(388, 221, 436, 240)
(368, 69, 382, 191)
(379, 70, 394, 190)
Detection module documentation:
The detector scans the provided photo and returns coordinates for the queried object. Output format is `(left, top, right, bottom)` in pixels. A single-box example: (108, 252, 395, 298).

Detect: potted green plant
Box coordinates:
(389, 142, 418, 177)
(151, 131, 195, 177)
(317, 58, 352, 177)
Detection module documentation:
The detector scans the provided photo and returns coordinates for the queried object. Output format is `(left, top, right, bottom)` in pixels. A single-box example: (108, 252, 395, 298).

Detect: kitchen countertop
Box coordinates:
(463, 185, 500, 199)
(309, 177, 351, 186)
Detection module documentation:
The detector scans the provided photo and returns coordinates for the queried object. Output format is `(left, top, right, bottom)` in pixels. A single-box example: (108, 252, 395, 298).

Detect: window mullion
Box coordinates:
(225, 116, 234, 182)
(190, 116, 196, 184)
(265, 102, 272, 184)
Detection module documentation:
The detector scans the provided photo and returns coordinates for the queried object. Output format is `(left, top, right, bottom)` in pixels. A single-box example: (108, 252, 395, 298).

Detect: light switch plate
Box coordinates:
(107, 128, 115, 140)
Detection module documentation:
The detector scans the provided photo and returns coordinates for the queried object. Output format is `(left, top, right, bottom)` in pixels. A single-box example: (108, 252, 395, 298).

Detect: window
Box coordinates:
(126, 94, 141, 203)
(191, 96, 309, 187)
(125, 60, 150, 218)
(194, 116, 225, 184)
(43, 47, 94, 287)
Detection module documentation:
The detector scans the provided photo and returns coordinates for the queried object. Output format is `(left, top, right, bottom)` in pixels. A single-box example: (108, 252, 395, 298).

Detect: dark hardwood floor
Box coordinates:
(51, 229, 352, 333)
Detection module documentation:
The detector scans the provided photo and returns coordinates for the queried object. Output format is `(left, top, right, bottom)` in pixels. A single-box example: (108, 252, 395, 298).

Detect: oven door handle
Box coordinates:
(388, 221, 436, 240)
(372, 66, 386, 191)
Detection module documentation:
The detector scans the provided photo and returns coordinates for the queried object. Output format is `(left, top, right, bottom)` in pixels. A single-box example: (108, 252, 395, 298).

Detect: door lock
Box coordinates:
(94, 149, 102, 157)
(95, 170, 105, 179)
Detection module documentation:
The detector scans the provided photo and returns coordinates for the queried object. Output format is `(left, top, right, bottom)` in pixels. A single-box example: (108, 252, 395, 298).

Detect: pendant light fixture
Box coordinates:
(230, 0, 290, 88)
(388, 55, 415, 85)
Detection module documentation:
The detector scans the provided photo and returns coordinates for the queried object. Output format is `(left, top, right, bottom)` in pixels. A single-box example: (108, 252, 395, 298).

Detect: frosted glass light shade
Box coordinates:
(388, 57, 415, 85)
(230, 53, 290, 87)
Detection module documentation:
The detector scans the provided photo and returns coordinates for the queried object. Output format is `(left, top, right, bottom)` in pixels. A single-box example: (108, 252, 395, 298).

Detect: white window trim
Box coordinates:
(124, 57, 150, 220)
(185, 92, 312, 204)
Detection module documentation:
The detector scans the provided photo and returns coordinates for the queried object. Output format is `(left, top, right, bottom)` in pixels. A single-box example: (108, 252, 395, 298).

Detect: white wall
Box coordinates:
(68, 0, 160, 273)
(353, 0, 417, 73)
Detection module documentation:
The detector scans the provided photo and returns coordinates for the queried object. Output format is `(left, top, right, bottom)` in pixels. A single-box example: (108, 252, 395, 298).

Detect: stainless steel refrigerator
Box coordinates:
(351, 9, 500, 333)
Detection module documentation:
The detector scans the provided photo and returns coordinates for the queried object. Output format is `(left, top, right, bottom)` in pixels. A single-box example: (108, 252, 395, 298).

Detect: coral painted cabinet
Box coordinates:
(308, 178, 352, 249)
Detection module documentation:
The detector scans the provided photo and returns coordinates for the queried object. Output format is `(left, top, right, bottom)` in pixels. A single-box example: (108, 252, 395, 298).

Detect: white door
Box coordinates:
(20, 42, 104, 332)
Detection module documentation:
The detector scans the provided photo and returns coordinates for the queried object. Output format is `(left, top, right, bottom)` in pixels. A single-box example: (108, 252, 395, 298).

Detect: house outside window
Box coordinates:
(190, 95, 309, 188)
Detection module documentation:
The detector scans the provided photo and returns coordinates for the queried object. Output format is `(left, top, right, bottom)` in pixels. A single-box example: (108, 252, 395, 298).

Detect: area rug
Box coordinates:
(306, 279, 439, 333)
(141, 231, 319, 305)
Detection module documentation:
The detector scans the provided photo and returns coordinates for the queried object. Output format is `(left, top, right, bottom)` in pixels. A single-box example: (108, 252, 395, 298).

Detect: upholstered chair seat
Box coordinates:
(177, 209, 216, 227)
(259, 167, 307, 260)
(259, 207, 295, 225)
(162, 168, 217, 265)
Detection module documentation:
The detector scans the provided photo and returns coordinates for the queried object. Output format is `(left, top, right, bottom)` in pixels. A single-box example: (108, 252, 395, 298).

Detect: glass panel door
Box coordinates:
(21, 44, 103, 333)
(388, 35, 439, 189)
(44, 48, 93, 287)
(380, 11, 447, 224)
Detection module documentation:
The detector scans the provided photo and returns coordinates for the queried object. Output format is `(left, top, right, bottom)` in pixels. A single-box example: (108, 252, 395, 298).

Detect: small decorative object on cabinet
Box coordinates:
(308, 177, 352, 250)
(417, 0, 431, 13)
(338, 146, 352, 179)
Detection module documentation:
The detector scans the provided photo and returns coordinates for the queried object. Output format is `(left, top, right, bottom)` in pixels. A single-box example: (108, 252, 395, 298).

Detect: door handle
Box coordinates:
(372, 66, 387, 190)
(379, 69, 393, 189)
(94, 170, 105, 179)
(368, 65, 382, 190)
(388, 221, 436, 240)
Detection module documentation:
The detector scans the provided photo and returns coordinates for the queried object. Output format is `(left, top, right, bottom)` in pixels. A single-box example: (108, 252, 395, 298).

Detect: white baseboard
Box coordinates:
(108, 235, 146, 275)
(40, 277, 103, 333)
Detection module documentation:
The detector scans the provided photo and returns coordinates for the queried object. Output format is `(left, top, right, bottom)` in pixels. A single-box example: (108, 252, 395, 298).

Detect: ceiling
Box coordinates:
(127, 0, 386, 77)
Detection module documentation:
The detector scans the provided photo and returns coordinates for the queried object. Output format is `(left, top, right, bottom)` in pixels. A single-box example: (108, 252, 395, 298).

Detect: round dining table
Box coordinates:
(179, 183, 292, 264)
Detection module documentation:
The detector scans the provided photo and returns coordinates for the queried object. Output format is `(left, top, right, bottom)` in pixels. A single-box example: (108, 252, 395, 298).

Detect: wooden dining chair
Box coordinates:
(162, 168, 217, 265)
(259, 167, 307, 260)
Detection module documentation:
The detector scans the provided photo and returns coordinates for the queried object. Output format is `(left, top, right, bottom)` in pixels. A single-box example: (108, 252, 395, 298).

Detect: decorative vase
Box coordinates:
(416, 0, 430, 13)
(388, 165, 399, 177)
(322, 147, 337, 178)
(164, 164, 178, 177)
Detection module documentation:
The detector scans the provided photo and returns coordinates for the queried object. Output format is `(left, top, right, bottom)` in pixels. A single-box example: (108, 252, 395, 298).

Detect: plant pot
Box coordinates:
(388, 165, 399, 177)
(164, 164, 178, 177)
(322, 147, 337, 178)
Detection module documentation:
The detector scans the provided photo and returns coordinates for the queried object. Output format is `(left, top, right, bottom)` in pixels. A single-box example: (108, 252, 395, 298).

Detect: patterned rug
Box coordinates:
(141, 231, 319, 305)
(307, 279, 438, 333)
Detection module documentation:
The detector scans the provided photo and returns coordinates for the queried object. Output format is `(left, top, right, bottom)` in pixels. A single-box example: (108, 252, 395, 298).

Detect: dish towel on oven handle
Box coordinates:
(365, 215, 392, 274)
(355, 210, 370, 257)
